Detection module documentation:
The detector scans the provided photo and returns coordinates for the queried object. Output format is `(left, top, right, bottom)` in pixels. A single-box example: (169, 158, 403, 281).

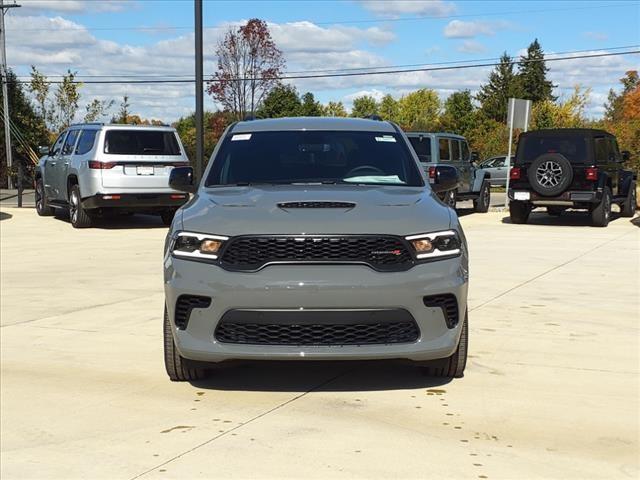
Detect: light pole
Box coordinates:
(194, 0, 203, 181)
(1, 0, 20, 190)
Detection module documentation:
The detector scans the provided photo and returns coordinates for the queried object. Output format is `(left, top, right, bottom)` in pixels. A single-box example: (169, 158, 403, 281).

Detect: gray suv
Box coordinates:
(35, 123, 190, 227)
(163, 117, 469, 381)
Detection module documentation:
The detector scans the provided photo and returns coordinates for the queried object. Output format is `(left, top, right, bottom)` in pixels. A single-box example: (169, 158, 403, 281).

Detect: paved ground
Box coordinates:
(1, 206, 638, 479)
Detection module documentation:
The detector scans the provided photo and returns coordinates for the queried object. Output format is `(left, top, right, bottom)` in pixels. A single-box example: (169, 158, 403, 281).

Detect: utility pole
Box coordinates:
(1, 0, 20, 190)
(194, 0, 204, 182)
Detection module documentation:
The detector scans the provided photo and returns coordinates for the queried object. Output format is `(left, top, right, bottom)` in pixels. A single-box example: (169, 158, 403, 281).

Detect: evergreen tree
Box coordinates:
(300, 92, 322, 116)
(517, 39, 556, 103)
(476, 52, 519, 122)
(440, 90, 477, 136)
(256, 84, 301, 118)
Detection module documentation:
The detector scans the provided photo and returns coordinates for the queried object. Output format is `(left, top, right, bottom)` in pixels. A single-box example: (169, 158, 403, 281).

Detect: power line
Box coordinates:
(7, 2, 635, 32)
(6, 50, 639, 85)
(15, 44, 640, 79)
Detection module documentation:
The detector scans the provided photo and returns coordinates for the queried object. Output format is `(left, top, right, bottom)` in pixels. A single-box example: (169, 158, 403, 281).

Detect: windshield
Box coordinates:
(205, 130, 424, 187)
(407, 136, 432, 162)
(517, 135, 588, 164)
(104, 130, 181, 155)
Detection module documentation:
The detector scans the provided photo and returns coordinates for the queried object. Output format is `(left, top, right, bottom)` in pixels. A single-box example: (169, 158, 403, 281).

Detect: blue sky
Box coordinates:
(6, 0, 640, 121)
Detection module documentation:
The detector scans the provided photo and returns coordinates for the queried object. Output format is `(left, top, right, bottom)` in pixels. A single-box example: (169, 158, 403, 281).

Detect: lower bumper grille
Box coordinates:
(215, 309, 419, 346)
(423, 294, 459, 328)
(175, 295, 211, 329)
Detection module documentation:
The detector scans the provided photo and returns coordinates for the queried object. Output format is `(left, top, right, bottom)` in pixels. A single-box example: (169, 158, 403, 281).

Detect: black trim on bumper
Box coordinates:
(508, 189, 602, 204)
(82, 193, 189, 209)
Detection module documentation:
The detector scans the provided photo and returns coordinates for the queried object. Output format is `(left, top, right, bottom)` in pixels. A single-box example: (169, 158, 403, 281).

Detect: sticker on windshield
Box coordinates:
(375, 136, 396, 143)
(231, 134, 252, 141)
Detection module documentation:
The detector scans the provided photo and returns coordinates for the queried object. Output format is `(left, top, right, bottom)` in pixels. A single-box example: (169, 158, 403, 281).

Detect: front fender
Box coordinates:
(471, 169, 490, 192)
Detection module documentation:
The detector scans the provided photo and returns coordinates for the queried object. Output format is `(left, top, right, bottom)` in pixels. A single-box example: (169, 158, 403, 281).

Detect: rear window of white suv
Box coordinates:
(104, 130, 181, 155)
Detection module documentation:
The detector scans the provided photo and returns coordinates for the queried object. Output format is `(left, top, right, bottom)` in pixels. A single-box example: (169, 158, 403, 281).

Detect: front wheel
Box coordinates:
(473, 181, 490, 213)
(591, 187, 612, 227)
(164, 307, 210, 382)
(35, 178, 54, 216)
(509, 200, 531, 224)
(69, 185, 93, 228)
(419, 311, 468, 378)
(621, 182, 637, 218)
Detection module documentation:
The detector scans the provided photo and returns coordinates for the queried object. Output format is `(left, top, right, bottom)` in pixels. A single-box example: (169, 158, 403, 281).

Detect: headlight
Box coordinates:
(405, 230, 461, 260)
(172, 232, 228, 260)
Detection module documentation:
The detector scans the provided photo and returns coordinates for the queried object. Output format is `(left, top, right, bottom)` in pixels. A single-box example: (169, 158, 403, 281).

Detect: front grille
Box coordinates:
(219, 235, 413, 272)
(215, 309, 419, 345)
(175, 295, 211, 329)
(423, 294, 459, 328)
(277, 201, 356, 209)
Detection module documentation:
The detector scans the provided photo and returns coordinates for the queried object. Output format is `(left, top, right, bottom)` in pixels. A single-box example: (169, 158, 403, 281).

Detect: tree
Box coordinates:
(112, 95, 131, 124)
(396, 89, 441, 130)
(0, 69, 49, 187)
(605, 70, 639, 121)
(257, 84, 301, 118)
(530, 86, 589, 130)
(300, 92, 322, 116)
(52, 70, 81, 131)
(517, 39, 556, 103)
(173, 111, 232, 164)
(477, 52, 519, 122)
(350, 95, 378, 118)
(440, 90, 477, 136)
(322, 101, 347, 117)
(207, 19, 285, 120)
(378, 94, 399, 122)
(84, 99, 114, 123)
(29, 66, 49, 125)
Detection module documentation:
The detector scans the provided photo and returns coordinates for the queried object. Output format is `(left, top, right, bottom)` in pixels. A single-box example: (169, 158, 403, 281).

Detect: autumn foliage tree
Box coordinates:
(207, 19, 285, 120)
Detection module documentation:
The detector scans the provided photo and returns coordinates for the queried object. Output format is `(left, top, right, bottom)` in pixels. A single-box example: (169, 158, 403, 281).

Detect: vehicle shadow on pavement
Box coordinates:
(191, 361, 452, 392)
(0, 211, 12, 221)
(501, 210, 625, 227)
(52, 211, 167, 230)
(631, 216, 640, 228)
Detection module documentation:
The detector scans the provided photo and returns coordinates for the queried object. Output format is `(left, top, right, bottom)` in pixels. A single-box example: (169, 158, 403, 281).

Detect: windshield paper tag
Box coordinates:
(375, 136, 396, 143)
(232, 134, 252, 141)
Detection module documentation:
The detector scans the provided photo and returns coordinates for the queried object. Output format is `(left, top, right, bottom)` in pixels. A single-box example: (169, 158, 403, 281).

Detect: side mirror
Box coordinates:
(621, 151, 630, 162)
(471, 152, 480, 163)
(428, 165, 459, 193)
(169, 166, 197, 194)
(38, 146, 51, 156)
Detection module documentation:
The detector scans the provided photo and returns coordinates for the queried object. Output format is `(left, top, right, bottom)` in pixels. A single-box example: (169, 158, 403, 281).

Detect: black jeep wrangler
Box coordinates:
(508, 129, 637, 227)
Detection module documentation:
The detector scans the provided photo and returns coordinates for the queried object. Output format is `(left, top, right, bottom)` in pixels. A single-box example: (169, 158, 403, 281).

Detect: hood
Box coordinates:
(180, 185, 452, 237)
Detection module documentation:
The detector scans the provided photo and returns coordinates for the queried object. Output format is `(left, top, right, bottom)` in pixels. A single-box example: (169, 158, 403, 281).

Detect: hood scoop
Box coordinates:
(277, 201, 356, 209)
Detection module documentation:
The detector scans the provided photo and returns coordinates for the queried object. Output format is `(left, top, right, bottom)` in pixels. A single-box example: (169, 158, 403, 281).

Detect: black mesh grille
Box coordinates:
(175, 295, 211, 329)
(215, 321, 419, 345)
(219, 235, 413, 272)
(423, 294, 459, 328)
(277, 201, 356, 209)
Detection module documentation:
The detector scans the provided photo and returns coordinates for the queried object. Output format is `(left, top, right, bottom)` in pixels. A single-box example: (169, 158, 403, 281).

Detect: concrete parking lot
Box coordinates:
(1, 206, 638, 479)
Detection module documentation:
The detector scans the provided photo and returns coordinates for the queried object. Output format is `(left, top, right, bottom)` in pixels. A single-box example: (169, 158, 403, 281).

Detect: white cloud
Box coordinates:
(19, 0, 130, 14)
(457, 40, 486, 54)
(358, 0, 456, 18)
(443, 20, 509, 39)
(584, 31, 608, 41)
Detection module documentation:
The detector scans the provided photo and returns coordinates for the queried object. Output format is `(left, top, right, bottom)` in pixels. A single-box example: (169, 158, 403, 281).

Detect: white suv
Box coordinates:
(35, 123, 190, 228)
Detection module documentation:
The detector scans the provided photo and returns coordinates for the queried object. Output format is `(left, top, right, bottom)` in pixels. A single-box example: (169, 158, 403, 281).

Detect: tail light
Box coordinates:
(428, 166, 436, 179)
(89, 161, 117, 169)
(102, 195, 121, 200)
(585, 167, 598, 181)
(510, 167, 521, 180)
(170, 194, 187, 199)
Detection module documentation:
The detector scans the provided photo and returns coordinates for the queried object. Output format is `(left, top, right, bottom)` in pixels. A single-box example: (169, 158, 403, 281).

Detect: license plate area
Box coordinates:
(514, 191, 530, 201)
(136, 165, 155, 176)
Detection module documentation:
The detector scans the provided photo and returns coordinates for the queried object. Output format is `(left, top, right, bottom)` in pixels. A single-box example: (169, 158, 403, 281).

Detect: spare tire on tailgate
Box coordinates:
(527, 153, 573, 197)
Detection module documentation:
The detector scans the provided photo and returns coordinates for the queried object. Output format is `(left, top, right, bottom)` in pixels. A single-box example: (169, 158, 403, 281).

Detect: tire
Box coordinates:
(164, 307, 209, 382)
(473, 181, 490, 213)
(509, 200, 531, 224)
(419, 311, 468, 378)
(528, 154, 573, 197)
(69, 184, 93, 228)
(547, 206, 565, 216)
(591, 187, 612, 227)
(621, 181, 637, 218)
(35, 178, 54, 216)
(161, 209, 176, 226)
(442, 189, 457, 209)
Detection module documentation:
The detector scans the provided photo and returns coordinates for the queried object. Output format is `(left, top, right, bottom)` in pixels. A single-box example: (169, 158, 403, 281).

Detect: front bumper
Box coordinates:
(508, 189, 601, 206)
(82, 192, 189, 210)
(164, 257, 469, 363)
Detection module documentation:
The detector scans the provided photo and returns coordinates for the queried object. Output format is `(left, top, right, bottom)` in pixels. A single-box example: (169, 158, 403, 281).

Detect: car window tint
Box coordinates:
(407, 136, 432, 162)
(52, 132, 67, 155)
(495, 157, 506, 167)
(461, 141, 470, 162)
(104, 130, 180, 155)
(75, 130, 97, 155)
(439, 138, 450, 161)
(451, 140, 460, 161)
(608, 137, 620, 160)
(206, 130, 424, 187)
(594, 137, 607, 164)
(61, 130, 79, 155)
(520, 135, 589, 163)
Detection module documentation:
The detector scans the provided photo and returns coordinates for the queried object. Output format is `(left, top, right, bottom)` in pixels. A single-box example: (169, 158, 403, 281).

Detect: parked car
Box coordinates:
(508, 128, 637, 226)
(479, 155, 513, 187)
(405, 132, 491, 212)
(35, 123, 190, 227)
(163, 117, 469, 381)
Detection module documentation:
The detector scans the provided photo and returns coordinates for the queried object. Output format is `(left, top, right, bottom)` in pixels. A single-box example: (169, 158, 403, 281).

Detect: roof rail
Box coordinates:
(365, 115, 383, 121)
(70, 122, 104, 127)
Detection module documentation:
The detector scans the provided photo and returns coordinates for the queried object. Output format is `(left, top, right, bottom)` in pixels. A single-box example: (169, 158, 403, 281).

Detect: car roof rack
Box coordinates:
(69, 122, 104, 127)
